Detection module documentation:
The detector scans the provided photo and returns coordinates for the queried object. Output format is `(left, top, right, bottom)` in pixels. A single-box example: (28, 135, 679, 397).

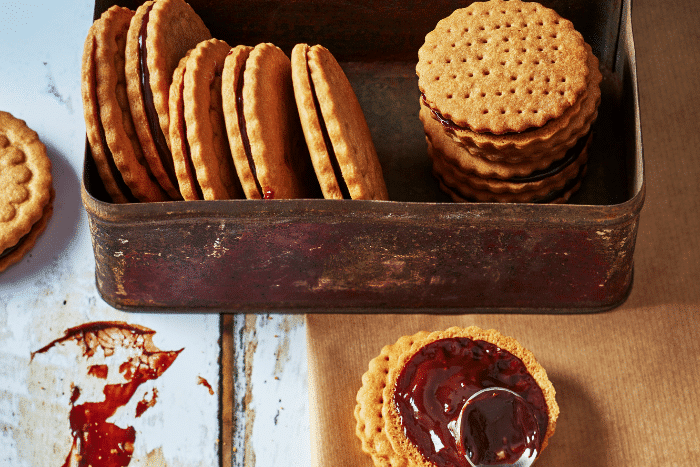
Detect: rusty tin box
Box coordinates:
(82, 0, 644, 312)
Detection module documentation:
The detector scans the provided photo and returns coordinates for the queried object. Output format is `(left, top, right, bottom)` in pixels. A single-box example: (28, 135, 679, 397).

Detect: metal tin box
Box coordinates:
(82, 0, 644, 312)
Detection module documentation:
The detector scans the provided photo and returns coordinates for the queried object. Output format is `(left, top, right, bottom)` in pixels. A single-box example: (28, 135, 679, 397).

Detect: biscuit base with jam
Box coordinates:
(355, 326, 558, 467)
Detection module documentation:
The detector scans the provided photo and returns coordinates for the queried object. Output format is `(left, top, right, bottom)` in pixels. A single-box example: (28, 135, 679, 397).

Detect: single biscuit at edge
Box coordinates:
(355, 327, 559, 467)
(0, 111, 53, 254)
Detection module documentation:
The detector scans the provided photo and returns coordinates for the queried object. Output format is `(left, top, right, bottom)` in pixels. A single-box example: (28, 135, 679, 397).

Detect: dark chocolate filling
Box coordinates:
(138, 5, 178, 189)
(394, 337, 548, 467)
(235, 58, 265, 199)
(307, 58, 351, 199)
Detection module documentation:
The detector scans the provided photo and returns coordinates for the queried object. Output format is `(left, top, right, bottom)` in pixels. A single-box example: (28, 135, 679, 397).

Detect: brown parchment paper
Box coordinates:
(307, 1, 700, 465)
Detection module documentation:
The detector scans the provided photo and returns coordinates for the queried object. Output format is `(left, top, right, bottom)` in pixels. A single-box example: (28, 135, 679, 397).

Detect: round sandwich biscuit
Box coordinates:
(125, 0, 211, 200)
(429, 132, 590, 196)
(420, 100, 576, 179)
(222, 43, 320, 200)
(0, 111, 53, 272)
(437, 43, 602, 163)
(82, 5, 168, 203)
(169, 39, 243, 200)
(291, 43, 389, 200)
(355, 326, 558, 467)
(417, 0, 589, 135)
(434, 153, 588, 204)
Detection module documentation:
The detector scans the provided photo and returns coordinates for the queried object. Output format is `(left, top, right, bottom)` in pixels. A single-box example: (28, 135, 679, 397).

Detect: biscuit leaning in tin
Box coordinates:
(291, 44, 389, 200)
(81, 5, 168, 203)
(125, 0, 211, 199)
(355, 327, 559, 467)
(0, 111, 54, 272)
(169, 39, 243, 200)
(222, 43, 321, 199)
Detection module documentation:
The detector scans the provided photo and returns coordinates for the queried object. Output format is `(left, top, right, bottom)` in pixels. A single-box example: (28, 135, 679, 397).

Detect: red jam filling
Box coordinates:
(394, 337, 548, 467)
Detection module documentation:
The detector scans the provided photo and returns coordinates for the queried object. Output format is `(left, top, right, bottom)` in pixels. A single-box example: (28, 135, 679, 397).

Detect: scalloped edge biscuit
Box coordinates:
(417, 0, 589, 134)
(0, 189, 53, 273)
(222, 43, 320, 200)
(125, 0, 210, 199)
(84, 5, 169, 203)
(429, 135, 589, 195)
(355, 327, 558, 467)
(0, 111, 53, 254)
(291, 43, 389, 200)
(441, 43, 602, 161)
(180, 39, 242, 200)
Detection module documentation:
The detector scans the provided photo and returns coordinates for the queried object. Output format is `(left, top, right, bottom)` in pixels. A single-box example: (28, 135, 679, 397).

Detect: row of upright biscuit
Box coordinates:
(82, 0, 388, 203)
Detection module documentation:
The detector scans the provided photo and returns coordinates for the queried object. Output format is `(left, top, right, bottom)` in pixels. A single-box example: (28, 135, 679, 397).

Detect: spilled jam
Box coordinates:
(394, 337, 547, 467)
(32, 321, 182, 467)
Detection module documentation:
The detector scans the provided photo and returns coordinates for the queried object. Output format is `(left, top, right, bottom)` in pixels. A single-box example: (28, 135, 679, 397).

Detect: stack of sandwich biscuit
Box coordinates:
(82, 0, 388, 203)
(417, 0, 602, 203)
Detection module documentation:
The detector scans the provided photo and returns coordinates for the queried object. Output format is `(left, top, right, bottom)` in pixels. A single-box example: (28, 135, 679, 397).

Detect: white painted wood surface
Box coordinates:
(0, 1, 310, 466)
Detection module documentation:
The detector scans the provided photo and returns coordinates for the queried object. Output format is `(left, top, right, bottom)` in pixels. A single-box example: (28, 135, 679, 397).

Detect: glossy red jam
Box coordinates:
(394, 337, 547, 467)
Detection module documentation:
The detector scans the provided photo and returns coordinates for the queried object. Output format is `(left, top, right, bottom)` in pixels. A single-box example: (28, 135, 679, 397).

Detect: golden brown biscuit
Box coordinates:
(169, 39, 242, 200)
(355, 327, 559, 467)
(291, 43, 389, 200)
(125, 0, 211, 199)
(420, 101, 572, 179)
(81, 5, 168, 203)
(417, 0, 589, 135)
(222, 43, 320, 199)
(437, 43, 602, 163)
(0, 111, 53, 272)
(429, 134, 589, 196)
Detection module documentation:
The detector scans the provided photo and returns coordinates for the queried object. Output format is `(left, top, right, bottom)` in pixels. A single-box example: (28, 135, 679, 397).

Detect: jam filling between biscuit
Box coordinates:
(306, 57, 351, 199)
(394, 337, 548, 467)
(235, 59, 269, 199)
(138, 5, 178, 190)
